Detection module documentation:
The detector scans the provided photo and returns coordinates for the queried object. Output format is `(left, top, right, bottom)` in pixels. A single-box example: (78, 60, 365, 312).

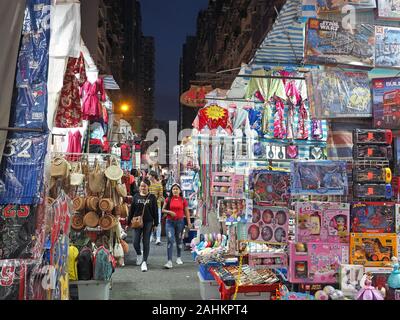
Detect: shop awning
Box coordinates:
(250, 0, 305, 67)
(103, 75, 120, 90)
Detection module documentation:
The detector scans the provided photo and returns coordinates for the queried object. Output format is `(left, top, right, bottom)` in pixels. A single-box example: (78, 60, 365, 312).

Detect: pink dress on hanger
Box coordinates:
(80, 78, 106, 121)
(66, 130, 82, 161)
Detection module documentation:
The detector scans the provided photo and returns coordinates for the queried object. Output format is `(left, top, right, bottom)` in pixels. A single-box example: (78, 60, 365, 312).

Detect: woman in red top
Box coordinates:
(162, 183, 192, 269)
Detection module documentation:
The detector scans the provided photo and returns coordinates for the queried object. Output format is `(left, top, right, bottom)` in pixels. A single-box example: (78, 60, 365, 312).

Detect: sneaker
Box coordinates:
(150, 235, 155, 243)
(156, 239, 162, 245)
(141, 261, 148, 272)
(136, 255, 143, 266)
(176, 257, 183, 265)
(164, 261, 173, 269)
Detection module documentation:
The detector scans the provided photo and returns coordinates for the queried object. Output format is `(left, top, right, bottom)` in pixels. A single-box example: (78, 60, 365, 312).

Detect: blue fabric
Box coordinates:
(248, 107, 263, 136)
(166, 219, 185, 261)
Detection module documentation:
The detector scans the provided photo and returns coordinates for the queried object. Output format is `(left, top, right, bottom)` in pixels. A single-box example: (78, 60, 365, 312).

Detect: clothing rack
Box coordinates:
(0, 126, 46, 132)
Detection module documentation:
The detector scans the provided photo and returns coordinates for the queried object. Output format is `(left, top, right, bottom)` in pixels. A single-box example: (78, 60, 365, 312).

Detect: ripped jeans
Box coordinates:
(166, 218, 185, 261)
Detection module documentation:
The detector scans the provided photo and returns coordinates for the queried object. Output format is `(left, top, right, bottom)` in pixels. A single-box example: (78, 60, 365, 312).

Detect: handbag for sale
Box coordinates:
(99, 198, 114, 212)
(130, 196, 149, 229)
(70, 162, 85, 186)
(115, 203, 129, 218)
(113, 241, 124, 258)
(120, 239, 129, 254)
(50, 157, 69, 178)
(73, 196, 86, 212)
(116, 182, 128, 197)
(88, 160, 105, 193)
(105, 156, 123, 182)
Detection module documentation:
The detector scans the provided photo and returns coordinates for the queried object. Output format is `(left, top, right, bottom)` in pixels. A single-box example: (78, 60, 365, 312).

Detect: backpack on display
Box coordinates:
(93, 246, 116, 281)
(77, 246, 93, 280)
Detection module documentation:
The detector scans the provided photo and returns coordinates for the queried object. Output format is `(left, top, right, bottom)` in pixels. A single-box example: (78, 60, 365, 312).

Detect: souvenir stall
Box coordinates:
(189, 0, 400, 301)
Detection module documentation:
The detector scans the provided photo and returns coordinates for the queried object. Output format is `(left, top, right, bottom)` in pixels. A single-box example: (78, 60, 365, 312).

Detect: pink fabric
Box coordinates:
(80, 78, 106, 120)
(273, 97, 286, 139)
(297, 101, 308, 140)
(66, 130, 82, 161)
(102, 106, 109, 124)
(280, 71, 301, 105)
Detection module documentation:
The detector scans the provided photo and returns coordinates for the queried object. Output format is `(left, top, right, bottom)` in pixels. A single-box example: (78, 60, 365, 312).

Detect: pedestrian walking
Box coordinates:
(127, 179, 159, 272)
(162, 183, 192, 269)
(148, 170, 164, 245)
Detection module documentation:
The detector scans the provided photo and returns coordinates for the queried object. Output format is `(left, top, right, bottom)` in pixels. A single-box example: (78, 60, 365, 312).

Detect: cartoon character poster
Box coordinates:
(296, 201, 350, 243)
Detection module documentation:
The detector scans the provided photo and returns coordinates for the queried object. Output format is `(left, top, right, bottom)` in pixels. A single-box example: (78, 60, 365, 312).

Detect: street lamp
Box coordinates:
(120, 104, 130, 113)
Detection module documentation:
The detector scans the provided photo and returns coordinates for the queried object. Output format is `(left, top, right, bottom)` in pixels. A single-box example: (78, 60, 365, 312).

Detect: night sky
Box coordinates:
(140, 0, 208, 122)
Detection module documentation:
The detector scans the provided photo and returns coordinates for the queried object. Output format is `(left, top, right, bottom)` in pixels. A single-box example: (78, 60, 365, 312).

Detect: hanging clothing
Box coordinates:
(54, 53, 87, 128)
(296, 100, 309, 140)
(121, 143, 131, 161)
(192, 104, 232, 134)
(66, 130, 82, 161)
(81, 78, 106, 121)
(102, 105, 109, 124)
(262, 101, 273, 135)
(232, 107, 251, 137)
(245, 69, 286, 101)
(273, 97, 287, 139)
(90, 122, 105, 140)
(248, 106, 264, 137)
(287, 101, 295, 140)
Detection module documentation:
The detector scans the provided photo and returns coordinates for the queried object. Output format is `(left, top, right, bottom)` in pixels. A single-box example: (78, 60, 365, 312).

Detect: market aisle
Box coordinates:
(110, 232, 201, 300)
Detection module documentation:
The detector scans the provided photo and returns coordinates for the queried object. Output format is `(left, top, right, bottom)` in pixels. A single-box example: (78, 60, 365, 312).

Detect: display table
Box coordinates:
(209, 267, 279, 300)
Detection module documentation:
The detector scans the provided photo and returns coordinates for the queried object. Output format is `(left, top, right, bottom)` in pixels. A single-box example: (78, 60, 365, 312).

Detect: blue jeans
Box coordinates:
(166, 219, 185, 261)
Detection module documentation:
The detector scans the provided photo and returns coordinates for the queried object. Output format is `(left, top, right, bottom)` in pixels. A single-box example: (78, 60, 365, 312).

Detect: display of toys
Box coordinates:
(211, 172, 244, 197)
(377, 0, 400, 20)
(350, 233, 397, 267)
(217, 198, 246, 223)
(249, 169, 290, 204)
(247, 206, 289, 243)
(350, 202, 395, 233)
(340, 264, 364, 297)
(288, 242, 349, 284)
(364, 266, 393, 296)
(353, 144, 393, 160)
(375, 26, 400, 69)
(296, 201, 350, 243)
(291, 161, 348, 196)
(305, 18, 375, 69)
(356, 272, 385, 300)
(353, 167, 392, 184)
(353, 183, 392, 200)
(314, 286, 345, 300)
(278, 284, 315, 300)
(237, 240, 286, 255)
(372, 77, 400, 129)
(353, 129, 393, 145)
(248, 252, 288, 269)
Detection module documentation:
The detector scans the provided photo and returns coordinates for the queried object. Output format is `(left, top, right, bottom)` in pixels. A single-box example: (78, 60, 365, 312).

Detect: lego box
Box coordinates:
(372, 77, 400, 129)
(350, 233, 397, 267)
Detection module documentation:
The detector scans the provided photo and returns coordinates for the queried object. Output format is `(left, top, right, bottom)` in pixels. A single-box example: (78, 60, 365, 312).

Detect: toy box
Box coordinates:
(296, 201, 350, 243)
(353, 129, 393, 145)
(353, 167, 391, 184)
(249, 169, 290, 205)
(353, 144, 393, 160)
(351, 202, 395, 233)
(353, 183, 392, 200)
(288, 242, 349, 284)
(350, 233, 397, 267)
(372, 77, 400, 129)
(364, 267, 392, 293)
(375, 26, 400, 68)
(217, 198, 247, 224)
(247, 205, 289, 243)
(248, 252, 288, 269)
(315, 0, 376, 14)
(291, 161, 348, 196)
(305, 19, 374, 68)
(340, 264, 364, 297)
(211, 173, 244, 197)
(377, 0, 400, 20)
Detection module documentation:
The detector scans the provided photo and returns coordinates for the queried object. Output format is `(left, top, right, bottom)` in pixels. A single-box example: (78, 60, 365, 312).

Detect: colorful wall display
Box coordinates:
(375, 26, 400, 68)
(296, 201, 350, 243)
(291, 160, 348, 195)
(305, 18, 375, 68)
(372, 77, 400, 128)
(307, 70, 372, 118)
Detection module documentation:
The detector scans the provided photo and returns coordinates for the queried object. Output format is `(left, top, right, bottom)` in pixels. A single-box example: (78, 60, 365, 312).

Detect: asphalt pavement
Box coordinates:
(110, 231, 201, 300)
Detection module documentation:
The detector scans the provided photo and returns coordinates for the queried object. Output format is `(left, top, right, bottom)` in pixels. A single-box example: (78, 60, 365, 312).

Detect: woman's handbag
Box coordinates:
(73, 196, 86, 212)
(88, 160, 105, 193)
(50, 157, 69, 178)
(120, 239, 129, 254)
(113, 240, 124, 258)
(130, 196, 149, 229)
(99, 198, 114, 212)
(70, 162, 85, 186)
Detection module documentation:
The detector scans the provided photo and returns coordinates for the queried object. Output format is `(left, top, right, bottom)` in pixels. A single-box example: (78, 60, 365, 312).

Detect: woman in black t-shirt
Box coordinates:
(127, 179, 158, 272)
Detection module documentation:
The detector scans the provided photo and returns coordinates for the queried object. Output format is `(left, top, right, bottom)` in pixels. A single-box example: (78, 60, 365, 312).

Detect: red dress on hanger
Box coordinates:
(55, 53, 87, 128)
(80, 78, 106, 120)
(66, 130, 82, 161)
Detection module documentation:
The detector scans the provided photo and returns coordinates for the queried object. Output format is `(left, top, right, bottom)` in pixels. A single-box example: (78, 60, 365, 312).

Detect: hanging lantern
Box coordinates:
(180, 85, 213, 108)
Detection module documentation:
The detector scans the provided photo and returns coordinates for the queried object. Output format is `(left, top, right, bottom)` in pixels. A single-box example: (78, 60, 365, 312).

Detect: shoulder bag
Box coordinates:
(130, 195, 149, 229)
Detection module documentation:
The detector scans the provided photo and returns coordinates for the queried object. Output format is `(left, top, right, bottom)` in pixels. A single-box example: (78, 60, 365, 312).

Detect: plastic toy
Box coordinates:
(350, 202, 395, 233)
(354, 184, 392, 200)
(388, 257, 400, 289)
(296, 201, 350, 243)
(356, 273, 384, 300)
(340, 264, 364, 297)
(353, 129, 393, 145)
(353, 144, 392, 160)
(353, 167, 392, 184)
(217, 198, 246, 223)
(211, 172, 244, 197)
(350, 233, 397, 267)
(248, 252, 288, 269)
(314, 290, 329, 300)
(249, 169, 290, 204)
(247, 206, 289, 243)
(288, 242, 349, 284)
(291, 161, 348, 195)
